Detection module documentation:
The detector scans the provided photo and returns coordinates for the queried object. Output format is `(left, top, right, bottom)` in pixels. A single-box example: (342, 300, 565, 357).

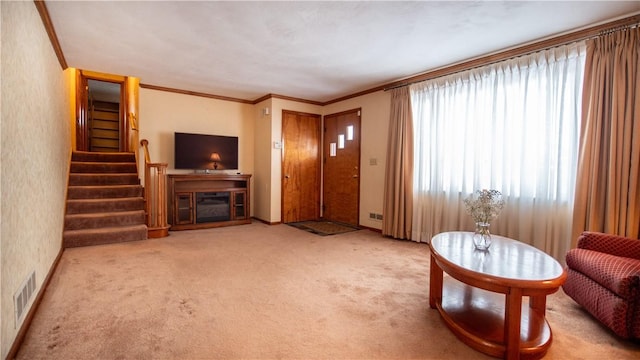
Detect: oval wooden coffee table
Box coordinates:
(429, 232, 566, 360)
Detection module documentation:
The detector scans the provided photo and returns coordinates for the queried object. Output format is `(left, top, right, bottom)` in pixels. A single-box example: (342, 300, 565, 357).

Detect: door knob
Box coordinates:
(285, 174, 290, 179)
(353, 174, 359, 178)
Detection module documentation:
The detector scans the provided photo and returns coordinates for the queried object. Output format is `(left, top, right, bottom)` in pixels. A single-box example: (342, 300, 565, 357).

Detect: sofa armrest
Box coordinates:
(566, 248, 640, 299)
(578, 231, 640, 260)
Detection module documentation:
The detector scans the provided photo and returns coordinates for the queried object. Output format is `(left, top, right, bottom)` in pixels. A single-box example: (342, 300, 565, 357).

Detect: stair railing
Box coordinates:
(140, 139, 170, 237)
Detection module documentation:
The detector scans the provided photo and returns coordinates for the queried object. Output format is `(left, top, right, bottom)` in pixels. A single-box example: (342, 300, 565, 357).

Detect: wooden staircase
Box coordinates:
(63, 151, 148, 247)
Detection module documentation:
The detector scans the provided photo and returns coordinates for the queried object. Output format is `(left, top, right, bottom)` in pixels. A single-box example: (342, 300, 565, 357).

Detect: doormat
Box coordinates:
(288, 221, 360, 236)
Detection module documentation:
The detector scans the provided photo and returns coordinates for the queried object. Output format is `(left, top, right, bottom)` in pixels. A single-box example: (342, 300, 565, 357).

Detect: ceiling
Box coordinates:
(45, 1, 640, 103)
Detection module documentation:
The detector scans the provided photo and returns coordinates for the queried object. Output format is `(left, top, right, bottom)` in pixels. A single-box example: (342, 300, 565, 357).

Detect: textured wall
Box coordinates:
(137, 88, 389, 226)
(139, 88, 255, 174)
(252, 98, 273, 223)
(251, 95, 389, 226)
(323, 91, 391, 230)
(138, 88, 256, 215)
(1, 2, 71, 358)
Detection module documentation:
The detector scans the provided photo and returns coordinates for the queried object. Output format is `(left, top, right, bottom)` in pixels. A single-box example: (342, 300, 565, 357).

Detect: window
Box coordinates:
(409, 42, 586, 259)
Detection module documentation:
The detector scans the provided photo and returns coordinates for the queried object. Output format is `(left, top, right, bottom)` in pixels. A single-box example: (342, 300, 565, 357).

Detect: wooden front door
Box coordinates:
(323, 109, 361, 226)
(282, 110, 321, 223)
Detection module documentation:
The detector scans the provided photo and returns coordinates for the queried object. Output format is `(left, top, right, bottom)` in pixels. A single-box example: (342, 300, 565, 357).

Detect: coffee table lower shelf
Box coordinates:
(437, 277, 551, 359)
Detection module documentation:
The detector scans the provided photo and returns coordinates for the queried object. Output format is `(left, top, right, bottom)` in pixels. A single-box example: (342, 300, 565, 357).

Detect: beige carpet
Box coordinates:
(16, 222, 640, 359)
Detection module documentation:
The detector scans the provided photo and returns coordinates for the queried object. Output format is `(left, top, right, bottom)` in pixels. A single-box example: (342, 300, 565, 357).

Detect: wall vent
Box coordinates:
(369, 212, 383, 221)
(14, 271, 36, 327)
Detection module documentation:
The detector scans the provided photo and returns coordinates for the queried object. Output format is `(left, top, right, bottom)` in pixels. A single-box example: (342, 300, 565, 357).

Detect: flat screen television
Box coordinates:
(174, 132, 239, 171)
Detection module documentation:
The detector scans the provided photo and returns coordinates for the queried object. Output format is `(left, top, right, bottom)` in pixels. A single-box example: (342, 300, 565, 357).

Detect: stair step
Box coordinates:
(69, 173, 140, 186)
(64, 151, 149, 248)
(66, 197, 145, 214)
(64, 210, 146, 230)
(67, 185, 143, 199)
(72, 151, 136, 163)
(63, 224, 148, 248)
(70, 161, 138, 174)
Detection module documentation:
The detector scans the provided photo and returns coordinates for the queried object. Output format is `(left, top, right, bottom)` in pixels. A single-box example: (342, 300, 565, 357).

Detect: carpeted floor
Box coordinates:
(16, 222, 640, 359)
(288, 220, 360, 236)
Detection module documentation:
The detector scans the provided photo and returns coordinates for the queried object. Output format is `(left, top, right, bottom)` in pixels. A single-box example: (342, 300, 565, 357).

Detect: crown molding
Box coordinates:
(34, 0, 67, 69)
(255, 93, 324, 106)
(139, 84, 254, 104)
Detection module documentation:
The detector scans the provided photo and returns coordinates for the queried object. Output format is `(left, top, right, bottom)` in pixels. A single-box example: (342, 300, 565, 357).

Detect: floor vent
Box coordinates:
(14, 271, 36, 327)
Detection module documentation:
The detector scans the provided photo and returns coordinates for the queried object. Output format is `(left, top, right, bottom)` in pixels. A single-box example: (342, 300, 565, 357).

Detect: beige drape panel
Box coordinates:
(383, 87, 414, 239)
(572, 27, 640, 245)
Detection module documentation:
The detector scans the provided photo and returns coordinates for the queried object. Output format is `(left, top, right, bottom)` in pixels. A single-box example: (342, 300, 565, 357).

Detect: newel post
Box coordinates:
(140, 139, 170, 238)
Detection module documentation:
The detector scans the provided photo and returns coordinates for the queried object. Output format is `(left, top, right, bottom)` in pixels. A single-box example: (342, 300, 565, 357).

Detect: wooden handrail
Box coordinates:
(140, 138, 170, 238)
(140, 138, 151, 163)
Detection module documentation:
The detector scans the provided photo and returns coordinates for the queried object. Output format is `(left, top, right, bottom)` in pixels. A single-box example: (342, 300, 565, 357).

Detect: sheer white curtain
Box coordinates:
(409, 42, 586, 260)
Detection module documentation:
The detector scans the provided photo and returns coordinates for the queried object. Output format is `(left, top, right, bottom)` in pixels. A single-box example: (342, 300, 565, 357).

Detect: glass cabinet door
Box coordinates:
(175, 192, 194, 224)
(233, 191, 247, 220)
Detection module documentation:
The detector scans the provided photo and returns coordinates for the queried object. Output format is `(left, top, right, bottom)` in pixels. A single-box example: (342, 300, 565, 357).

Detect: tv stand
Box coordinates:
(167, 174, 251, 230)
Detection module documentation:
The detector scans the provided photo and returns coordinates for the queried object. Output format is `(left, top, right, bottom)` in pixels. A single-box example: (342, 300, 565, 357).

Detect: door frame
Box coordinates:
(76, 70, 129, 152)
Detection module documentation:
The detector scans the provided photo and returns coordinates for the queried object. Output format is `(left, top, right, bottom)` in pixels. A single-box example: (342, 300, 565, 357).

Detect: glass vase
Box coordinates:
(473, 222, 492, 250)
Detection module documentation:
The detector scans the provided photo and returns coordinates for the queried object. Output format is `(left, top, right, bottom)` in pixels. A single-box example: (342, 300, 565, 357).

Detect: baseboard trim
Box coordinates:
(359, 225, 382, 233)
(6, 248, 64, 360)
(252, 217, 281, 226)
(252, 216, 377, 229)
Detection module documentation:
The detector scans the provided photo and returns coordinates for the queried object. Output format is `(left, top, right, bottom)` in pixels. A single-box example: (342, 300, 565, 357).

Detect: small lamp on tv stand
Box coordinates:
(209, 152, 221, 172)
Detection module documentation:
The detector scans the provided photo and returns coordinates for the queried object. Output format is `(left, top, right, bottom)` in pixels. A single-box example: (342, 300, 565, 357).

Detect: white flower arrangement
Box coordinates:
(463, 189, 505, 224)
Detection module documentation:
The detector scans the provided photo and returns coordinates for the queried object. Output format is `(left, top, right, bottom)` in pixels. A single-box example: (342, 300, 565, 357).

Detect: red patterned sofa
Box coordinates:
(563, 231, 640, 339)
